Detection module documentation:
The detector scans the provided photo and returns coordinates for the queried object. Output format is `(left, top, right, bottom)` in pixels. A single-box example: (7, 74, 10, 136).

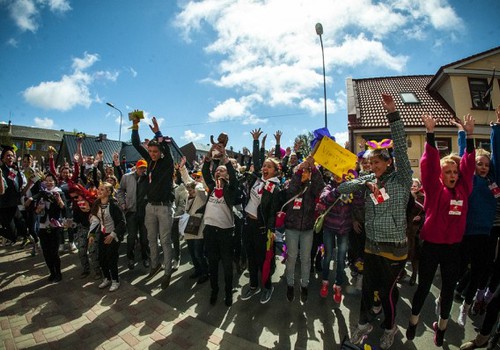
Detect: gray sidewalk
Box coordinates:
(1, 240, 482, 349)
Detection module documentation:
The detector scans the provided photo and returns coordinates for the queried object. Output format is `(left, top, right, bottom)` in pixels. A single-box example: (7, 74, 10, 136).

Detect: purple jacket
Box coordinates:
(320, 182, 353, 235)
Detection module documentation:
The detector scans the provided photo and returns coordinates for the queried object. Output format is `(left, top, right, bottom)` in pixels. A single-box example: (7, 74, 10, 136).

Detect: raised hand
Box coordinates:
(421, 113, 438, 133)
(250, 128, 263, 140)
(462, 114, 475, 135)
(179, 156, 187, 168)
(274, 130, 282, 143)
(381, 93, 396, 113)
(451, 116, 464, 131)
(149, 117, 160, 134)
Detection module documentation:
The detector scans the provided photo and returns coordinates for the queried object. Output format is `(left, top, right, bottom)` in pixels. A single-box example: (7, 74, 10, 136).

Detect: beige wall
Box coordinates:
(446, 75, 498, 126)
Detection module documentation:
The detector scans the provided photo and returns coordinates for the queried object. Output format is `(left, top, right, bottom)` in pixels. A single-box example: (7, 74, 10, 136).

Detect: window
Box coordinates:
(400, 92, 420, 104)
(436, 138, 452, 158)
(468, 78, 493, 110)
(475, 138, 491, 152)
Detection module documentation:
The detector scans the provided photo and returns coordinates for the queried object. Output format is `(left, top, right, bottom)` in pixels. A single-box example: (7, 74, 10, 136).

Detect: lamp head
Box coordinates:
(315, 23, 323, 36)
(106, 102, 115, 108)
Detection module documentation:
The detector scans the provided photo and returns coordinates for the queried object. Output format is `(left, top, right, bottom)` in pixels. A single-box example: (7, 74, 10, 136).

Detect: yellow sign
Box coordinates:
(312, 136, 357, 178)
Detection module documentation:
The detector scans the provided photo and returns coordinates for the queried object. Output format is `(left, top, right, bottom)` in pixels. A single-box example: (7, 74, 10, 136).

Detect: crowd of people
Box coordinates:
(1, 95, 500, 350)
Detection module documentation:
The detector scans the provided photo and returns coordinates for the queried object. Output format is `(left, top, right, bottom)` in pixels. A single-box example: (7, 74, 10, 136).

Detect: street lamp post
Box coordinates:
(106, 102, 123, 141)
(315, 22, 327, 129)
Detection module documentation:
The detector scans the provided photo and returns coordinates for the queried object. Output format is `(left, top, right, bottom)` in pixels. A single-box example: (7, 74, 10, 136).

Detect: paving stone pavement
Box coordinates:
(1, 240, 482, 349)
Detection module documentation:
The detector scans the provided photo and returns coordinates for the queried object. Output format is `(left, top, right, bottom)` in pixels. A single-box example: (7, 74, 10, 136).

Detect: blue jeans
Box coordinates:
(187, 238, 208, 277)
(285, 228, 313, 287)
(322, 227, 348, 285)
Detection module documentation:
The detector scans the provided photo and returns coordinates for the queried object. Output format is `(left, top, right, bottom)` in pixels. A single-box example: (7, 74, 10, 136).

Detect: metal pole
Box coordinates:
(106, 102, 123, 141)
(316, 23, 327, 129)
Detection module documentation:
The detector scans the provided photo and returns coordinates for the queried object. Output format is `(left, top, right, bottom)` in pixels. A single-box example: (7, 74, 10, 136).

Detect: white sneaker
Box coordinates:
(98, 278, 111, 289)
(351, 323, 373, 344)
(69, 242, 78, 253)
(458, 304, 468, 327)
(435, 297, 441, 316)
(109, 281, 120, 292)
(380, 325, 399, 349)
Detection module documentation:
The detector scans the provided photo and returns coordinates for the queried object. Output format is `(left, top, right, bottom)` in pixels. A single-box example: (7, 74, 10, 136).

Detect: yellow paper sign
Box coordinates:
(312, 136, 357, 178)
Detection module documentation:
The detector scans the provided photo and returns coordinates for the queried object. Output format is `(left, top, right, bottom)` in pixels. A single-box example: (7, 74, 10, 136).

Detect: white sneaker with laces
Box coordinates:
(458, 303, 468, 327)
(351, 323, 373, 344)
(109, 281, 120, 292)
(99, 278, 111, 289)
(380, 325, 399, 349)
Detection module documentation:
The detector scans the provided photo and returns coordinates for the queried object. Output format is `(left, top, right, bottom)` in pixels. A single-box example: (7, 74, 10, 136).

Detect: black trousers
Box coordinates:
(243, 217, 274, 290)
(39, 228, 62, 277)
(125, 211, 149, 262)
(359, 252, 405, 329)
(204, 225, 234, 294)
(99, 236, 120, 281)
(459, 235, 492, 305)
(411, 241, 460, 320)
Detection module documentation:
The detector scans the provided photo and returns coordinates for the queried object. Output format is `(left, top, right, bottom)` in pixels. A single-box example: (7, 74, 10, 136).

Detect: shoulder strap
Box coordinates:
(280, 186, 308, 212)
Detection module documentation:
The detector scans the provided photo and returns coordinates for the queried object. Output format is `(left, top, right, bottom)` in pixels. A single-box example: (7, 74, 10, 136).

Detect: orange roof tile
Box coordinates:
(350, 75, 455, 129)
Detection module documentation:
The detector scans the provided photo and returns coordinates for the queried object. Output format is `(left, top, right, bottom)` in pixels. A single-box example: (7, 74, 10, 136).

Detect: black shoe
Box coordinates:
(54, 274, 62, 283)
(48, 274, 56, 282)
(161, 274, 171, 289)
(406, 322, 417, 340)
(80, 270, 90, 279)
(210, 289, 218, 305)
(197, 274, 209, 284)
(300, 286, 308, 303)
(286, 286, 294, 302)
(128, 260, 136, 270)
(225, 291, 232, 307)
(146, 264, 162, 281)
(433, 322, 445, 347)
(143, 259, 150, 268)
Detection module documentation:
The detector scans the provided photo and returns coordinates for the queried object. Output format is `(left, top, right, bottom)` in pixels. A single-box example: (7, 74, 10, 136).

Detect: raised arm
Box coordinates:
(382, 93, 412, 189)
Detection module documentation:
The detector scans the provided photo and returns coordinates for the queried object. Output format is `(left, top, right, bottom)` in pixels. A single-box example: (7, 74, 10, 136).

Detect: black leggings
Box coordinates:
(460, 235, 492, 305)
(411, 241, 460, 320)
(39, 228, 62, 277)
(98, 237, 120, 281)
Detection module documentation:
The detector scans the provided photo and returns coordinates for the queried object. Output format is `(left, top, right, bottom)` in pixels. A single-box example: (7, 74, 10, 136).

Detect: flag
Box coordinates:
(482, 68, 496, 107)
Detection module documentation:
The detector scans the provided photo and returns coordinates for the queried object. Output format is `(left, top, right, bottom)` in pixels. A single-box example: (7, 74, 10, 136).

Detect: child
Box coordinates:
(89, 182, 125, 292)
(406, 114, 475, 347)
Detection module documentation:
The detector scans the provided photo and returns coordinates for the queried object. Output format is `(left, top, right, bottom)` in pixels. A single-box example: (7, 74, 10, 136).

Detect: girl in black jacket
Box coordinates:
(241, 128, 282, 304)
(89, 182, 125, 292)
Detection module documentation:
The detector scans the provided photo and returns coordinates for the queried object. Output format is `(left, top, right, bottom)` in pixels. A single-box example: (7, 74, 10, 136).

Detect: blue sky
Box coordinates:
(0, 0, 499, 152)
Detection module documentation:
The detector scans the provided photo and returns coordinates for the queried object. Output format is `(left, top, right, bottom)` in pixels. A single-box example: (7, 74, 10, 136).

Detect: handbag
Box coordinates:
(313, 197, 341, 234)
(184, 215, 202, 235)
(275, 186, 308, 228)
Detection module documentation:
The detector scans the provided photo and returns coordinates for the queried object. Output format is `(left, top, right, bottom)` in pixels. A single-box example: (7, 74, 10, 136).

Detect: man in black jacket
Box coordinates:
(131, 116, 175, 289)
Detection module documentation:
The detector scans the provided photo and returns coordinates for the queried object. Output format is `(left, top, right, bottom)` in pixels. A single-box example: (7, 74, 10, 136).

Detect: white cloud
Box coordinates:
(6, 0, 71, 33)
(129, 67, 138, 77)
(23, 52, 117, 111)
(175, 0, 464, 123)
(6, 38, 18, 47)
(181, 130, 206, 142)
(34, 117, 54, 129)
(333, 131, 349, 147)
